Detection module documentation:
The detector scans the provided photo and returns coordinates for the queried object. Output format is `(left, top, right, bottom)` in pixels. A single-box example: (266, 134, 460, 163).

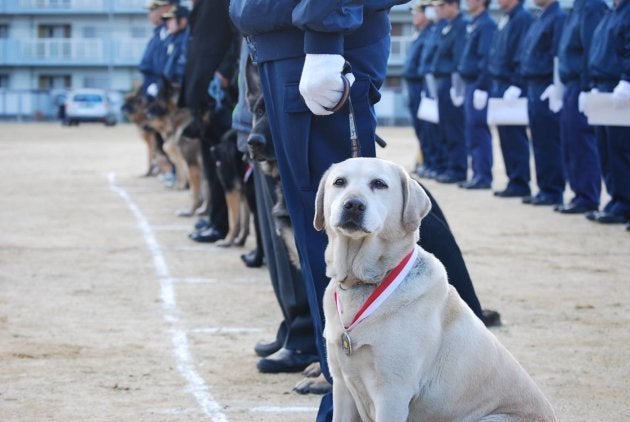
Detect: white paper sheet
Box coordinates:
(417, 97, 439, 123)
(583, 92, 630, 127)
(486, 98, 529, 126)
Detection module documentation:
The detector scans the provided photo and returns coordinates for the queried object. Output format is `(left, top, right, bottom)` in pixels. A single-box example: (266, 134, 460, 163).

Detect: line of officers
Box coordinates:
(403, 0, 629, 229)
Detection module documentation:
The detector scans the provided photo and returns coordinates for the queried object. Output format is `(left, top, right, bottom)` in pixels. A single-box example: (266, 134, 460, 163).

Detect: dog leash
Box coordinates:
(334, 245, 420, 356)
(324, 62, 387, 158)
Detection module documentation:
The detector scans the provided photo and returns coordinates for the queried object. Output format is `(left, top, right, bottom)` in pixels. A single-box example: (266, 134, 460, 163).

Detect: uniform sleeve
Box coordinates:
(510, 14, 533, 88)
(476, 22, 497, 90)
(620, 14, 630, 82)
(551, 13, 566, 56)
(580, 1, 608, 90)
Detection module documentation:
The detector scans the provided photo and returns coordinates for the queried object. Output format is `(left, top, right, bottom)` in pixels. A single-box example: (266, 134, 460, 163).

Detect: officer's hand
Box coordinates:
(611, 80, 630, 108)
(473, 89, 488, 110)
(578, 88, 597, 113)
(449, 87, 464, 107)
(540, 85, 563, 113)
(299, 54, 355, 115)
(503, 85, 522, 101)
(146, 83, 158, 98)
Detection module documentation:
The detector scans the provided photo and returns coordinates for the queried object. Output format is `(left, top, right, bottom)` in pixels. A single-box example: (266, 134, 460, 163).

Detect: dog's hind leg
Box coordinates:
(234, 194, 250, 246)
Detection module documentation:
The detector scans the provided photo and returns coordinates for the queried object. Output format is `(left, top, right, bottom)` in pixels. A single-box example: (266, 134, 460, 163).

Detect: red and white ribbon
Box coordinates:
(334, 245, 420, 332)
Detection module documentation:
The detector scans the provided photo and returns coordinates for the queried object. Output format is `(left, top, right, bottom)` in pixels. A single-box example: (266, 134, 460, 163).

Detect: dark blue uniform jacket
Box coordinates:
(588, 0, 630, 83)
(558, 0, 608, 90)
(229, 0, 409, 63)
(520, 1, 566, 82)
(419, 21, 444, 76)
(163, 28, 190, 84)
(488, 3, 534, 88)
(431, 12, 467, 78)
(403, 25, 432, 81)
(139, 25, 168, 88)
(458, 10, 497, 90)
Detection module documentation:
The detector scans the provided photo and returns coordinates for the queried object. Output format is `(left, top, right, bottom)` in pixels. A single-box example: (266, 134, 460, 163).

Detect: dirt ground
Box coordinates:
(0, 123, 628, 421)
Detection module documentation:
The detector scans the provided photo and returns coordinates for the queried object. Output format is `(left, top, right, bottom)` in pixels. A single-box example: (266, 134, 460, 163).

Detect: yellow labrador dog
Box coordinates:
(314, 157, 556, 422)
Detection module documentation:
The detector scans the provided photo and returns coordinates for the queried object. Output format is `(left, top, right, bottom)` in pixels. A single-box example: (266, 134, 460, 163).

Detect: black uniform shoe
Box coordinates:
(257, 348, 319, 373)
(494, 187, 530, 198)
(241, 249, 264, 268)
(189, 226, 226, 243)
(463, 180, 491, 190)
(194, 218, 210, 230)
(556, 203, 598, 214)
(481, 309, 502, 328)
(594, 211, 629, 224)
(585, 210, 600, 221)
(530, 195, 562, 206)
(436, 173, 466, 184)
(254, 339, 283, 358)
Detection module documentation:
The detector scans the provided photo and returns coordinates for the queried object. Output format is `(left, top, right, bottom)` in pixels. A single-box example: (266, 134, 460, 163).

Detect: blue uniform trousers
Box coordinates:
(491, 80, 531, 193)
(436, 77, 467, 179)
(406, 79, 424, 156)
(560, 81, 601, 208)
(421, 84, 448, 174)
(594, 82, 630, 217)
(464, 82, 493, 184)
(527, 82, 565, 201)
(258, 37, 389, 422)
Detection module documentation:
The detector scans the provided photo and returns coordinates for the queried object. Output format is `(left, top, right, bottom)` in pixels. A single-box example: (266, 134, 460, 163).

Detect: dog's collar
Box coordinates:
(334, 245, 420, 333)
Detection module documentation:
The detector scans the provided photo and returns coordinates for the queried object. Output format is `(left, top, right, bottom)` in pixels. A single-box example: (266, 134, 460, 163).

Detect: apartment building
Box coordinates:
(0, 0, 584, 122)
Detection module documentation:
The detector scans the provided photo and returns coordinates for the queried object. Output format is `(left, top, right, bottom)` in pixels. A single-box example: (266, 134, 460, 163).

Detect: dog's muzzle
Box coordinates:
(339, 198, 367, 232)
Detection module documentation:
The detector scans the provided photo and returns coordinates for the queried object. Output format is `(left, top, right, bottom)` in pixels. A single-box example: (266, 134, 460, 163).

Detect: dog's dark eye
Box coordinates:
(333, 177, 346, 187)
(370, 179, 388, 190)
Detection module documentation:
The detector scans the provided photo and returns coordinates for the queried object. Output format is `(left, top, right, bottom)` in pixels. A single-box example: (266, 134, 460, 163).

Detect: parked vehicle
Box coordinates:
(64, 89, 117, 126)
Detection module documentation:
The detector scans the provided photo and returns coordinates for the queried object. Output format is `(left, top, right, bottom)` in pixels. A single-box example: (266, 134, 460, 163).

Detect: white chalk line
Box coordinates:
(108, 172, 228, 422)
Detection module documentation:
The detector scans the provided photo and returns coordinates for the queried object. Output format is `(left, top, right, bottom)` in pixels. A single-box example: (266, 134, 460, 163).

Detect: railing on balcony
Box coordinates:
(4, 0, 147, 13)
(1, 38, 148, 66)
(389, 35, 413, 67)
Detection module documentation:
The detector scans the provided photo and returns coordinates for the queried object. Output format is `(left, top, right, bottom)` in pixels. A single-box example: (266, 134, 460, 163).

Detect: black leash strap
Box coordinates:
(323, 61, 387, 158)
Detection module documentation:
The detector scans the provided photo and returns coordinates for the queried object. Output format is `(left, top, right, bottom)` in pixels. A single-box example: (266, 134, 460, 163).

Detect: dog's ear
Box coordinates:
(399, 167, 431, 232)
(314, 167, 331, 231)
(245, 55, 262, 112)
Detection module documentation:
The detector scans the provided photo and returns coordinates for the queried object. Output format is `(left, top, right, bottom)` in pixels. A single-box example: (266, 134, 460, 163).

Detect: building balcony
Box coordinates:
(1, 0, 147, 14)
(0, 38, 147, 66)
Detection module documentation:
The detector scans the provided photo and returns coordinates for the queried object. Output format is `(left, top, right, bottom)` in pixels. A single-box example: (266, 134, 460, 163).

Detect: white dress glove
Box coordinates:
(611, 80, 630, 108)
(449, 87, 464, 107)
(299, 54, 355, 115)
(473, 89, 488, 110)
(503, 85, 522, 101)
(540, 84, 563, 113)
(146, 83, 158, 97)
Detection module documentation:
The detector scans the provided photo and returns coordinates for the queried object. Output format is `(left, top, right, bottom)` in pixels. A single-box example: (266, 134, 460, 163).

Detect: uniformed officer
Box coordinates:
(519, 0, 566, 206)
(417, 0, 448, 179)
(555, 0, 608, 214)
(431, 0, 468, 184)
(487, 0, 534, 198)
(403, 1, 435, 176)
(586, 0, 630, 226)
(457, 0, 497, 189)
(161, 5, 190, 86)
(139, 0, 178, 98)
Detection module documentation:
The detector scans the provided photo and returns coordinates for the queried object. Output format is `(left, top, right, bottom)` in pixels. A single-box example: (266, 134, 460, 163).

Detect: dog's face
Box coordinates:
(247, 96, 276, 162)
(314, 158, 431, 239)
(121, 88, 147, 123)
(146, 78, 180, 125)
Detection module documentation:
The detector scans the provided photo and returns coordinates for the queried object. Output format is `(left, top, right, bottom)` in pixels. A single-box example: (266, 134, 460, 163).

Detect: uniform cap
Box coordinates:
(161, 4, 189, 19)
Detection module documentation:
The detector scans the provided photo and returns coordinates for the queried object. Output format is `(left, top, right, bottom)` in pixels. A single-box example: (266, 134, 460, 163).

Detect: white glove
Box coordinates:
(473, 89, 488, 110)
(299, 54, 355, 115)
(540, 84, 563, 113)
(146, 83, 158, 97)
(578, 88, 597, 113)
(611, 80, 630, 108)
(503, 85, 522, 101)
(449, 87, 464, 107)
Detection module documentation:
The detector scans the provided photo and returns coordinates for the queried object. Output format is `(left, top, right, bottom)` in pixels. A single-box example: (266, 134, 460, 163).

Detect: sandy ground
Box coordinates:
(0, 122, 628, 421)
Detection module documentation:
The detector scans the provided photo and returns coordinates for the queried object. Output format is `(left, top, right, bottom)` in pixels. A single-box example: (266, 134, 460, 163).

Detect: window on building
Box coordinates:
(0, 75, 9, 88)
(38, 75, 71, 90)
(82, 26, 97, 38)
(38, 24, 71, 38)
(83, 75, 109, 89)
(131, 27, 148, 38)
(0, 24, 9, 38)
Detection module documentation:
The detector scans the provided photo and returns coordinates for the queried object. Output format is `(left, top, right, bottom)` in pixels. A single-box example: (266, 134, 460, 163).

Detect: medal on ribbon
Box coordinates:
(334, 246, 419, 357)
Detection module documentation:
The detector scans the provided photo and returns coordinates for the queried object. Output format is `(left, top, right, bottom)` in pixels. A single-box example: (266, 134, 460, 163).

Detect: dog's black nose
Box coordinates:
(247, 132, 266, 148)
(343, 198, 366, 213)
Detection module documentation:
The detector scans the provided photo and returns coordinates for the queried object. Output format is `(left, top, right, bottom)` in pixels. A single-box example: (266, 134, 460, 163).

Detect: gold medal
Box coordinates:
(341, 332, 352, 356)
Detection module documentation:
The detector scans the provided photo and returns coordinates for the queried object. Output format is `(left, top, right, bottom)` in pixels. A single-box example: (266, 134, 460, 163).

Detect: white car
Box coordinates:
(64, 88, 117, 126)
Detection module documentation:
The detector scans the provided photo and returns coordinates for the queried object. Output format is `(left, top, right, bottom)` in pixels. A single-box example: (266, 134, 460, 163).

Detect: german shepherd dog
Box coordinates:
(146, 79, 208, 217)
(121, 86, 171, 177)
(211, 128, 252, 247)
(245, 59, 331, 395)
